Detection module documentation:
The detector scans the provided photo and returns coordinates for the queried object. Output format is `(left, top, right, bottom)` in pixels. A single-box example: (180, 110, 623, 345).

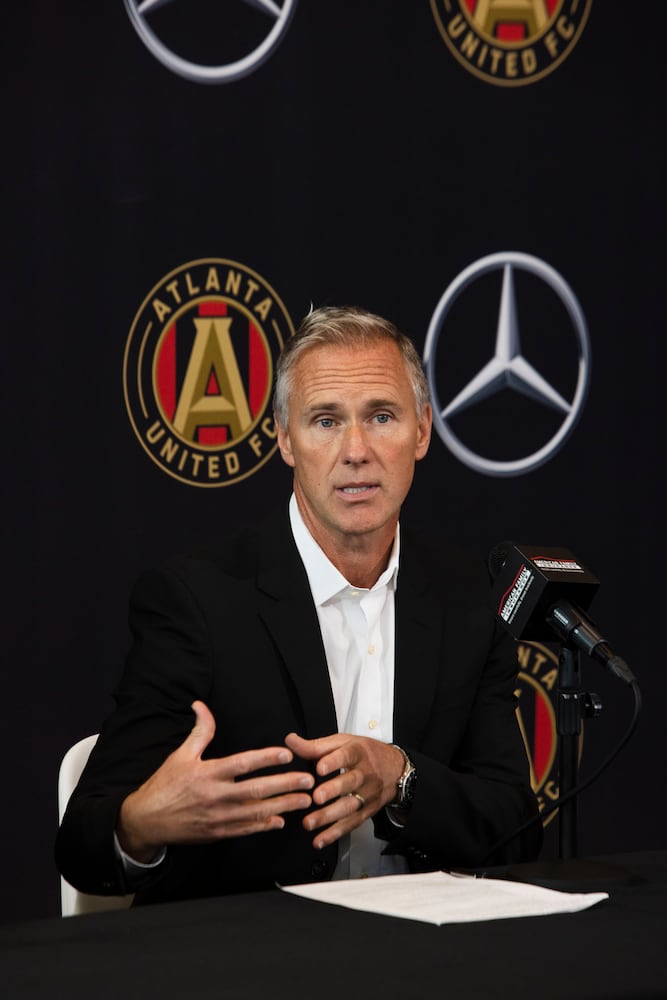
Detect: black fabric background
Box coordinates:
(3, 2, 664, 920)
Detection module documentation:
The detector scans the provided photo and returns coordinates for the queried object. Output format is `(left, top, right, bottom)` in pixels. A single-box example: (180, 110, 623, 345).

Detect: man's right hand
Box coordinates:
(116, 701, 315, 863)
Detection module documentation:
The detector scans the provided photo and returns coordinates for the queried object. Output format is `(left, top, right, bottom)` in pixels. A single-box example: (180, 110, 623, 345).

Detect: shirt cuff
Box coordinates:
(113, 831, 167, 875)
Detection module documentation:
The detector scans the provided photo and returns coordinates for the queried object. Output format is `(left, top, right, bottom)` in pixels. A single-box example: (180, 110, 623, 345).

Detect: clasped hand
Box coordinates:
(284, 731, 404, 850)
(117, 701, 404, 862)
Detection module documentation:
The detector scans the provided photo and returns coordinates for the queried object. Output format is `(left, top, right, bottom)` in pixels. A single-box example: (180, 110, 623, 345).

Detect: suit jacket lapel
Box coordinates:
(393, 535, 442, 748)
(255, 512, 338, 738)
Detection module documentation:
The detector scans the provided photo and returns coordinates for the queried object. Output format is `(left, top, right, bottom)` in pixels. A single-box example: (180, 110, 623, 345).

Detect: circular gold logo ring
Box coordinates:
(123, 258, 294, 487)
(430, 0, 592, 87)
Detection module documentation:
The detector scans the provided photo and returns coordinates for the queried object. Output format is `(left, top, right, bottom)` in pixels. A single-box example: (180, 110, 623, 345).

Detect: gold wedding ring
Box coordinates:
(350, 792, 365, 810)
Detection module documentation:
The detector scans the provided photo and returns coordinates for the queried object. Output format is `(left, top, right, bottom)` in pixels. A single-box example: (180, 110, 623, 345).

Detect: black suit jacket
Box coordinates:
(56, 507, 541, 903)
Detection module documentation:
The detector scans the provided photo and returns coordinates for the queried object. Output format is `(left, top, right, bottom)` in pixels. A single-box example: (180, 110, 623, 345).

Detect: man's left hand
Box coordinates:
(284, 732, 405, 849)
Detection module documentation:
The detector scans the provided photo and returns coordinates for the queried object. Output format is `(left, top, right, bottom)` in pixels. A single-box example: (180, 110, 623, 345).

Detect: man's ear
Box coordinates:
(415, 404, 432, 461)
(275, 416, 296, 468)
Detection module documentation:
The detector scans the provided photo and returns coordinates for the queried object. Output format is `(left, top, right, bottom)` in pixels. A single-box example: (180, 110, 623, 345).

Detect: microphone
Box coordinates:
(488, 541, 635, 684)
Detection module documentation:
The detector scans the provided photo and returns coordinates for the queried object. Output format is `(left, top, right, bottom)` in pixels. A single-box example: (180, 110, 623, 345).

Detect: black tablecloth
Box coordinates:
(2, 852, 666, 999)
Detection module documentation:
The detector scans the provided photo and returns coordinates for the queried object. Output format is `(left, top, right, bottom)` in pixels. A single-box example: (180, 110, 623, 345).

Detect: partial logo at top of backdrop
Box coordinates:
(123, 258, 294, 487)
(430, 0, 592, 87)
(123, 0, 297, 83)
(423, 252, 590, 477)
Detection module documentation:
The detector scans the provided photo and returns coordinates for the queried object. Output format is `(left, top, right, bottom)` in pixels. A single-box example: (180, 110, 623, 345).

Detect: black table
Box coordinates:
(3, 852, 666, 999)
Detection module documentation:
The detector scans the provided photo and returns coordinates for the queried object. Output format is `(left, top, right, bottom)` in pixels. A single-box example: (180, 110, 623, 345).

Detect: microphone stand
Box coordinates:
(509, 641, 634, 889)
(558, 643, 584, 861)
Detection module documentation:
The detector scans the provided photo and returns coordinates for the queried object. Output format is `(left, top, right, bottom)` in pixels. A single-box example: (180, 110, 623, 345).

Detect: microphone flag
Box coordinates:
(490, 542, 600, 642)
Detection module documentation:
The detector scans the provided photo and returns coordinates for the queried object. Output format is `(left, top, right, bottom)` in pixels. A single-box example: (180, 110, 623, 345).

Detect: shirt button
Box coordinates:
(368, 719, 379, 730)
(349, 589, 359, 597)
(368, 644, 375, 654)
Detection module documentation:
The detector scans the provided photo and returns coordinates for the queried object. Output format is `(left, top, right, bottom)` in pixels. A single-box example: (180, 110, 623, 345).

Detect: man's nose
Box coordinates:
(341, 423, 370, 463)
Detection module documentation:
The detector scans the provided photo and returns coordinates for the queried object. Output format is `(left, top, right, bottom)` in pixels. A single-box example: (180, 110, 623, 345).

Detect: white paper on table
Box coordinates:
(279, 871, 609, 925)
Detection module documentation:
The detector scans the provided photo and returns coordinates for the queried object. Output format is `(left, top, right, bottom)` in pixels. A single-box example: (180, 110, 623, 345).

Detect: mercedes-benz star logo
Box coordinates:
(423, 252, 591, 477)
(124, 0, 297, 84)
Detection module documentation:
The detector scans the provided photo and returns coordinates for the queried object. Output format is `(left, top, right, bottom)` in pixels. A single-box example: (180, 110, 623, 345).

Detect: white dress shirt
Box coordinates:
(289, 495, 408, 879)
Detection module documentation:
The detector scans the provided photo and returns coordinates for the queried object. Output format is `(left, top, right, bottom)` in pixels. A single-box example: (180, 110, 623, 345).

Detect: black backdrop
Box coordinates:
(4, 1, 665, 921)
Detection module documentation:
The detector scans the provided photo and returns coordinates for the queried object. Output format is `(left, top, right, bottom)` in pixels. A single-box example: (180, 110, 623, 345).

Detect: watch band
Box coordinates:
(391, 744, 417, 808)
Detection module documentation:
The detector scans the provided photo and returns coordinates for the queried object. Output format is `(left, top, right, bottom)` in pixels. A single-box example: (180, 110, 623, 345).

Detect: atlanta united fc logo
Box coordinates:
(430, 0, 592, 87)
(123, 258, 294, 487)
(515, 642, 564, 826)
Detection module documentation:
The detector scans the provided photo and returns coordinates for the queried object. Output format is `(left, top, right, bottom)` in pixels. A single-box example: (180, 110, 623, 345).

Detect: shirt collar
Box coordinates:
(289, 493, 400, 608)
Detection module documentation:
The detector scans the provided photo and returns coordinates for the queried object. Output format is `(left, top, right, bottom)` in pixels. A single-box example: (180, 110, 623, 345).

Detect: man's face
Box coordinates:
(276, 340, 432, 554)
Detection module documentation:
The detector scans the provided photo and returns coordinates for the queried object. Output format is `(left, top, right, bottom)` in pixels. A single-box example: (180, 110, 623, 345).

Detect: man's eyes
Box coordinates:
(314, 413, 393, 428)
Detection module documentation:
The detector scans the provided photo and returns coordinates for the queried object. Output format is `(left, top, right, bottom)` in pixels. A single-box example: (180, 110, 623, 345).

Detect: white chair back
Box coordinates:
(58, 734, 133, 916)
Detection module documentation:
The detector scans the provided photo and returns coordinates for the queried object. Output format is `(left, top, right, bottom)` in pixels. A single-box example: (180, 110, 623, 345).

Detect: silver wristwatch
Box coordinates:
(392, 745, 417, 808)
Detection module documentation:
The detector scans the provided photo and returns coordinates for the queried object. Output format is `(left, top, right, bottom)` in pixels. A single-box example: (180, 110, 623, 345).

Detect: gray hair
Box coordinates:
(273, 305, 430, 428)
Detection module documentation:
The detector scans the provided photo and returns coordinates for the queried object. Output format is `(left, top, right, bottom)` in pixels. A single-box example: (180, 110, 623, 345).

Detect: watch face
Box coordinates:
(404, 768, 417, 805)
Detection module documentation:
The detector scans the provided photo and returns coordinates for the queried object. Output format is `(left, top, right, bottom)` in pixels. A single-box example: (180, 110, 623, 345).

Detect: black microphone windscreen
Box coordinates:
(488, 540, 514, 582)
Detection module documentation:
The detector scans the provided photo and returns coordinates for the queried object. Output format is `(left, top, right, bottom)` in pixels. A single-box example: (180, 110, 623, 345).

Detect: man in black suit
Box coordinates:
(56, 306, 540, 903)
